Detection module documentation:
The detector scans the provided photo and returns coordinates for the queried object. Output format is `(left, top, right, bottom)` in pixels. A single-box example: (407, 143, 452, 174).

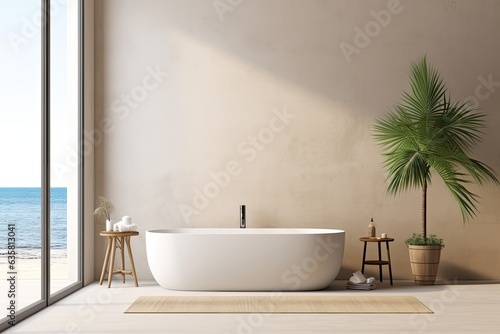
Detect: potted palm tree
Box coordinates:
(373, 56, 498, 285)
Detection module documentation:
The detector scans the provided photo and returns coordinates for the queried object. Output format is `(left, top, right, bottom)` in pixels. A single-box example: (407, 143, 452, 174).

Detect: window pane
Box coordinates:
(0, 0, 43, 314)
(50, 0, 80, 295)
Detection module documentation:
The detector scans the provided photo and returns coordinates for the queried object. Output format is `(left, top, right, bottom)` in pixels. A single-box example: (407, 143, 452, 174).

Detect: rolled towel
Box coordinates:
(122, 215, 132, 225)
(353, 271, 367, 283)
(366, 277, 375, 284)
(349, 276, 364, 284)
(350, 271, 367, 284)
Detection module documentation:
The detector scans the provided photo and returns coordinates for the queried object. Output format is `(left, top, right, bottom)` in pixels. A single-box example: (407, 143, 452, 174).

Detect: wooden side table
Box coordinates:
(99, 231, 139, 288)
(359, 237, 394, 285)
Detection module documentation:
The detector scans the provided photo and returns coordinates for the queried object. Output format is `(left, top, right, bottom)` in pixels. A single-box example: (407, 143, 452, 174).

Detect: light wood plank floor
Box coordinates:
(4, 280, 500, 333)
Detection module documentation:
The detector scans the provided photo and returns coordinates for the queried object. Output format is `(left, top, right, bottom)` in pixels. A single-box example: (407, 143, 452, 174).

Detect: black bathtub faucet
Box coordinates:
(240, 205, 246, 228)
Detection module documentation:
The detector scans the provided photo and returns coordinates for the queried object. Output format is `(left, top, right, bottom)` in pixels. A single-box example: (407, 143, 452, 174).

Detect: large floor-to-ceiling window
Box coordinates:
(0, 0, 83, 330)
(49, 0, 80, 297)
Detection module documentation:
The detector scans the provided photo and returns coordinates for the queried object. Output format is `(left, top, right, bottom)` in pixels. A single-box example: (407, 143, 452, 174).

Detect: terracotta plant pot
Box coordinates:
(408, 245, 442, 285)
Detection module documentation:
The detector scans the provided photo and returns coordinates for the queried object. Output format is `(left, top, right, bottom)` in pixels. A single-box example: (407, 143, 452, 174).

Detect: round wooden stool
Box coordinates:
(99, 231, 139, 288)
(359, 237, 394, 285)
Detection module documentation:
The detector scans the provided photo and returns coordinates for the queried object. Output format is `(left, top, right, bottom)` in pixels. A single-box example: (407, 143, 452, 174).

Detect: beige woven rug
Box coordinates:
(125, 295, 432, 314)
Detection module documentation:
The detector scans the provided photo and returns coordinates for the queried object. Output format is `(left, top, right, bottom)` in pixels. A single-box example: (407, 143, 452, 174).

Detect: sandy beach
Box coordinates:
(1, 250, 76, 311)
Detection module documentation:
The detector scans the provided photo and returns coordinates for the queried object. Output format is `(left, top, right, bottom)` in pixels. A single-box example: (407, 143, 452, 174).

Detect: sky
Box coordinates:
(0, 0, 76, 187)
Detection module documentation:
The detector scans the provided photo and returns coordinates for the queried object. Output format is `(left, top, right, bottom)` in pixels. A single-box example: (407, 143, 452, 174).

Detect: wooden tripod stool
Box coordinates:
(99, 231, 139, 288)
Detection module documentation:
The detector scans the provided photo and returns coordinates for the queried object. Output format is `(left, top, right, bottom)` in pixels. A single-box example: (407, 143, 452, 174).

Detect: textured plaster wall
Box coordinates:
(94, 0, 500, 281)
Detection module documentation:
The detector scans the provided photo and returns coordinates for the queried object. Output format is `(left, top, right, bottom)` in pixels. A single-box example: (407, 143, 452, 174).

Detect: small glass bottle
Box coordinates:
(368, 218, 376, 238)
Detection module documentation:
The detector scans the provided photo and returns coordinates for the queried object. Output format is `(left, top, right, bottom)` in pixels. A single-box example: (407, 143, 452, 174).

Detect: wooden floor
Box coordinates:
(5, 280, 500, 333)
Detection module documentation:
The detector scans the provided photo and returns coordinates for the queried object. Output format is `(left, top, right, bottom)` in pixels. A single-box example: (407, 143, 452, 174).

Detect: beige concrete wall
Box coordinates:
(93, 0, 500, 281)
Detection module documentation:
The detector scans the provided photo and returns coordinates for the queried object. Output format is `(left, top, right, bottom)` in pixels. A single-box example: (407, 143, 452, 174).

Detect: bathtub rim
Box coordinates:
(146, 227, 345, 235)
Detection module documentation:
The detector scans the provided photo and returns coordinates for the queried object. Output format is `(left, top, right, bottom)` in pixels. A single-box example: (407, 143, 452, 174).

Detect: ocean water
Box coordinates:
(0, 187, 67, 258)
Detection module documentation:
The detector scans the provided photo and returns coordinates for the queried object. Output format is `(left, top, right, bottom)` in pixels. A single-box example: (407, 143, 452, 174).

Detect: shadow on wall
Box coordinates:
(126, 0, 500, 112)
(337, 265, 359, 281)
(339, 262, 484, 282)
(116, 0, 411, 111)
(439, 262, 494, 281)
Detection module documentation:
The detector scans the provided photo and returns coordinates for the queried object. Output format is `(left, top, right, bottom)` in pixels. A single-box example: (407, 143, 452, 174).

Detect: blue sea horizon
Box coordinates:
(0, 187, 68, 258)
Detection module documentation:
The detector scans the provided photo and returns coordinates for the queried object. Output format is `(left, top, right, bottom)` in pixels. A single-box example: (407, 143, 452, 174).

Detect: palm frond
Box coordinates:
(383, 149, 430, 194)
(423, 98, 484, 151)
(426, 153, 479, 222)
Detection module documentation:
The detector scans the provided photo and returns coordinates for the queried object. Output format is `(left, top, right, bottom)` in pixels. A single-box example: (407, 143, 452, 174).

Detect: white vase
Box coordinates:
(106, 219, 114, 232)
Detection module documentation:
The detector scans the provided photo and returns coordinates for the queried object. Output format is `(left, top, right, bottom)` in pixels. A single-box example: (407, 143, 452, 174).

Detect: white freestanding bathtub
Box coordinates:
(146, 228, 345, 291)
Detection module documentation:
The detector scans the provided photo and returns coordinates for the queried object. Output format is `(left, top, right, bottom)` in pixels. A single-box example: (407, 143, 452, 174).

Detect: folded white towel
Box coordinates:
(346, 281, 376, 290)
(119, 223, 137, 232)
(366, 277, 375, 284)
(113, 222, 138, 232)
